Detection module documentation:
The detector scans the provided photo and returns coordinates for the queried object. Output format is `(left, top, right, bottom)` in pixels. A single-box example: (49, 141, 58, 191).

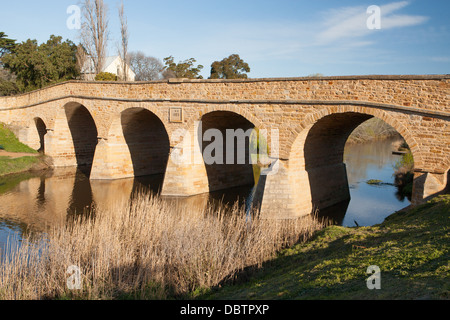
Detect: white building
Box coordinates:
(82, 56, 136, 81)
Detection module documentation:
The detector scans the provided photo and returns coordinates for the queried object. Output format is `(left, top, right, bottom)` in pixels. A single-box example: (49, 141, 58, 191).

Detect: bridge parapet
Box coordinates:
(1, 75, 449, 114)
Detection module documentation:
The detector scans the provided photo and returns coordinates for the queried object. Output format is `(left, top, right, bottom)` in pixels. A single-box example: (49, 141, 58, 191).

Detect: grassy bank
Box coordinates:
(200, 195, 449, 300)
(0, 156, 42, 176)
(0, 123, 37, 154)
(0, 123, 47, 176)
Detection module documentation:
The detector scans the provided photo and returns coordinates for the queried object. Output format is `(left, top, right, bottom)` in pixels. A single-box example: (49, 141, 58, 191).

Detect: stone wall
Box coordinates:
(0, 75, 449, 218)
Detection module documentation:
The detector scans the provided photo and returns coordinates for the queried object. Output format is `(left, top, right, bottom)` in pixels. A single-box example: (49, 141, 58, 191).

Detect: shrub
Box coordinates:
(95, 72, 118, 81)
(394, 151, 414, 173)
(394, 151, 415, 200)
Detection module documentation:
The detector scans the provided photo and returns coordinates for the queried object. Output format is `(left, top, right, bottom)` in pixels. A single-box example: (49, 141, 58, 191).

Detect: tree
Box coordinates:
(0, 66, 18, 96)
(2, 35, 79, 92)
(128, 51, 164, 81)
(117, 0, 129, 81)
(0, 77, 18, 96)
(41, 35, 79, 81)
(0, 32, 18, 96)
(75, 43, 88, 79)
(80, 0, 109, 75)
(209, 54, 250, 79)
(0, 32, 16, 60)
(163, 56, 204, 79)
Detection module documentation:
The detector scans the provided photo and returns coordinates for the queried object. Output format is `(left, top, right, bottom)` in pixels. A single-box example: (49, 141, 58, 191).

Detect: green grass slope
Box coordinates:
(201, 195, 449, 300)
(0, 123, 41, 176)
(0, 123, 37, 154)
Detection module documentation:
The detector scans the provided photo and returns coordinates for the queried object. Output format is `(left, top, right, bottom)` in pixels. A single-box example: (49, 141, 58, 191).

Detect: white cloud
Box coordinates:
(430, 56, 450, 62)
(201, 1, 429, 63)
(316, 1, 428, 46)
(148, 1, 432, 78)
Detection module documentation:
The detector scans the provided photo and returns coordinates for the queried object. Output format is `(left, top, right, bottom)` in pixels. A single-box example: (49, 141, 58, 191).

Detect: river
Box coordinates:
(323, 137, 411, 226)
(0, 137, 410, 255)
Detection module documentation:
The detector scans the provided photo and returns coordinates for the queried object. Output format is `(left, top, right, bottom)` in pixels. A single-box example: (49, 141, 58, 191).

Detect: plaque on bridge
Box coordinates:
(169, 107, 183, 123)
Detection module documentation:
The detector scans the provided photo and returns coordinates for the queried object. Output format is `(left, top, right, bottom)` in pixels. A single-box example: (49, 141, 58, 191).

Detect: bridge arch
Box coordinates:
(90, 107, 170, 181)
(34, 117, 47, 153)
(161, 108, 261, 197)
(199, 110, 257, 192)
(63, 102, 98, 170)
(288, 106, 421, 168)
(287, 106, 420, 214)
(185, 105, 265, 132)
(121, 107, 170, 177)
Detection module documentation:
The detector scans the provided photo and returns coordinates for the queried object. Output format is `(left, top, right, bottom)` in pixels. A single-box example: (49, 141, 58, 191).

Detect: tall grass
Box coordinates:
(0, 193, 325, 300)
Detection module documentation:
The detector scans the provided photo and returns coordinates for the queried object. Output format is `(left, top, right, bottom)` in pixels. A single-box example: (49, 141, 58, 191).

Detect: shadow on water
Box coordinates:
(131, 174, 165, 198)
(316, 200, 350, 226)
(207, 184, 255, 214)
(65, 168, 255, 221)
(36, 176, 46, 209)
(67, 167, 96, 219)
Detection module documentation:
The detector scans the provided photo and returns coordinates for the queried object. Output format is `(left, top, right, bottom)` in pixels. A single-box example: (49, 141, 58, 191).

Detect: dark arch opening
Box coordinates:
(200, 111, 256, 193)
(121, 108, 170, 182)
(64, 103, 98, 174)
(34, 117, 47, 153)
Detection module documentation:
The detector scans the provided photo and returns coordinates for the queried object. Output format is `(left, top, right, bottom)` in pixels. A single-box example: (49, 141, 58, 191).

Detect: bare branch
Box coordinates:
(75, 44, 88, 79)
(118, 0, 129, 81)
(80, 0, 109, 75)
(128, 51, 164, 81)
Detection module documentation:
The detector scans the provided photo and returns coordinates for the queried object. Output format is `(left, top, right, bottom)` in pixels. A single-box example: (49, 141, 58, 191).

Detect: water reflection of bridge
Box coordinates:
(0, 167, 255, 234)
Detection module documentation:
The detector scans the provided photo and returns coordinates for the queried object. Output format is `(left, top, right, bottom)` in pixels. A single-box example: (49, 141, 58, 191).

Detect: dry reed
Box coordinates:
(0, 192, 325, 300)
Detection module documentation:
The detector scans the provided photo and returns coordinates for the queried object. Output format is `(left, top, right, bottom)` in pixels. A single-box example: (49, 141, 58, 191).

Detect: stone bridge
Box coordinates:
(0, 75, 449, 218)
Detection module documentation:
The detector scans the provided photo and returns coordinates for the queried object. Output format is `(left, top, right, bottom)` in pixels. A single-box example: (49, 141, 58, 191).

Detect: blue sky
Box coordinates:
(1, 0, 449, 78)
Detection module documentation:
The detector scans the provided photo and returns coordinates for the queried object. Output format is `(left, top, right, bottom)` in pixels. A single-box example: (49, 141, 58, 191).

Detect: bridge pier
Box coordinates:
(412, 170, 449, 205)
(161, 114, 257, 198)
(253, 160, 309, 219)
(89, 137, 135, 180)
(160, 127, 210, 197)
(44, 129, 78, 167)
(44, 103, 99, 169)
(305, 163, 351, 212)
(253, 159, 351, 219)
(15, 124, 42, 151)
(160, 152, 210, 197)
